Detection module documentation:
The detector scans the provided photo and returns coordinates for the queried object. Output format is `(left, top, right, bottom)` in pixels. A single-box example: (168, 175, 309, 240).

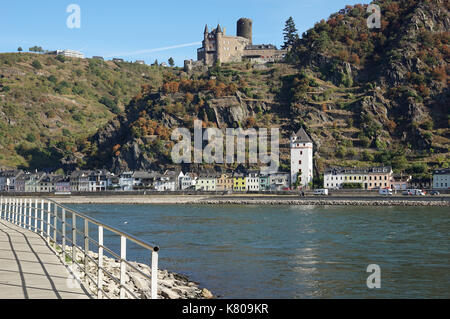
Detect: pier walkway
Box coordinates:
(0, 219, 91, 299)
(0, 197, 160, 299)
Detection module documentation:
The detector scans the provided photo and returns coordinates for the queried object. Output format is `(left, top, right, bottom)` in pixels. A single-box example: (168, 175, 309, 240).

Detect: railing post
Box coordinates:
(34, 199, 38, 233)
(18, 198, 23, 227)
(120, 236, 126, 299)
(62, 208, 66, 264)
(23, 198, 28, 229)
(53, 203, 57, 244)
(13, 198, 17, 225)
(40, 199, 44, 237)
(47, 201, 51, 242)
(72, 212, 77, 265)
(28, 198, 32, 231)
(84, 219, 89, 271)
(7, 198, 11, 222)
(0, 197, 3, 219)
(97, 226, 104, 299)
(151, 250, 159, 299)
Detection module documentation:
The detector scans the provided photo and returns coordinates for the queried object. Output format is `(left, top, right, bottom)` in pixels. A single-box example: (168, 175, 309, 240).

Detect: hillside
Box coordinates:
(83, 0, 449, 182)
(0, 53, 173, 169)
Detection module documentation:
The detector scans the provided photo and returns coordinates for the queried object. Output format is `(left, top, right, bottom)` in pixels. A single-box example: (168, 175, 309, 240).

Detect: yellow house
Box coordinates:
(233, 174, 246, 192)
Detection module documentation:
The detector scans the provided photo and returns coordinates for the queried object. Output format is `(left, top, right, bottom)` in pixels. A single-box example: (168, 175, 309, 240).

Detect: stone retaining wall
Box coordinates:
(197, 200, 450, 207)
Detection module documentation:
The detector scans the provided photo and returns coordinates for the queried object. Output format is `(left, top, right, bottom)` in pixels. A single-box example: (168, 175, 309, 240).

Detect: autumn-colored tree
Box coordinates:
(350, 53, 361, 65)
(206, 79, 216, 91)
(386, 120, 397, 133)
(245, 117, 257, 128)
(432, 66, 447, 83)
(185, 92, 194, 104)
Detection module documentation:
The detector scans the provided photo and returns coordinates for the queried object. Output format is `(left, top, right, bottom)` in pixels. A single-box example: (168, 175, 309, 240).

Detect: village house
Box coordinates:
(324, 166, 393, 190)
(246, 171, 260, 192)
(391, 174, 412, 191)
(70, 170, 91, 192)
(259, 174, 271, 191)
(216, 173, 233, 191)
(133, 171, 159, 190)
(118, 172, 134, 191)
(233, 174, 246, 192)
(180, 172, 198, 190)
(196, 174, 217, 191)
(0, 170, 23, 192)
(37, 175, 63, 193)
(269, 173, 291, 191)
(154, 172, 176, 192)
(433, 169, 450, 190)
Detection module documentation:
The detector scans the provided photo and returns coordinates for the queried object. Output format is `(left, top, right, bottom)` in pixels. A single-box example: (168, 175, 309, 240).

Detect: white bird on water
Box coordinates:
(124, 221, 129, 225)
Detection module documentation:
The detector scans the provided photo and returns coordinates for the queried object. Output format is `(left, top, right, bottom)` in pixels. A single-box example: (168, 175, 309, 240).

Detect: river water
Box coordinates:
(66, 204, 449, 299)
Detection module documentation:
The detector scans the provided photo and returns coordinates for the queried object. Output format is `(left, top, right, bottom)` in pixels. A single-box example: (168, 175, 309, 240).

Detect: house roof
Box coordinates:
(292, 128, 312, 143)
(434, 169, 450, 175)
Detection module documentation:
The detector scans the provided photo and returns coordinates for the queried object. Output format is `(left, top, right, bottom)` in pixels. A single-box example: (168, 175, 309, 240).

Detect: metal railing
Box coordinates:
(0, 197, 159, 299)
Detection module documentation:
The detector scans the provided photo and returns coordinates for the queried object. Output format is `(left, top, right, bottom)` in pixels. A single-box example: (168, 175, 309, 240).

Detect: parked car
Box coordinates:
(314, 189, 329, 196)
(402, 189, 426, 196)
(430, 191, 441, 196)
(379, 188, 393, 196)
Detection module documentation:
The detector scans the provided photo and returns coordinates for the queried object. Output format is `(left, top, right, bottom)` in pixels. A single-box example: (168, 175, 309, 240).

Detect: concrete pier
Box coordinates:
(0, 220, 91, 299)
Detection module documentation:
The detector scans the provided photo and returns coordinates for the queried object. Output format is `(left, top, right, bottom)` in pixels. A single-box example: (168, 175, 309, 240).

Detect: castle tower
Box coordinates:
(290, 128, 314, 189)
(215, 24, 223, 63)
(237, 18, 253, 44)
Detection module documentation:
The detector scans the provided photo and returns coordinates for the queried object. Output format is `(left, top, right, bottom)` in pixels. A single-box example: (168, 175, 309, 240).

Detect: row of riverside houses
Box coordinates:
(194, 171, 290, 192)
(0, 169, 291, 193)
(323, 167, 450, 191)
(0, 170, 181, 193)
(2, 166, 447, 193)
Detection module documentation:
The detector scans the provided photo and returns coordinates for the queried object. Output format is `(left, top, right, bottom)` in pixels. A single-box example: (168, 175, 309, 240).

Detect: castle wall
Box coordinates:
(216, 36, 250, 63)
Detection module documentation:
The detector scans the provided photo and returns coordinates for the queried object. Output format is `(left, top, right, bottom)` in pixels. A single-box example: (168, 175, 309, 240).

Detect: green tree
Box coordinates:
(168, 57, 175, 67)
(29, 46, 43, 53)
(282, 17, 299, 50)
(31, 60, 42, 70)
(18, 47, 23, 53)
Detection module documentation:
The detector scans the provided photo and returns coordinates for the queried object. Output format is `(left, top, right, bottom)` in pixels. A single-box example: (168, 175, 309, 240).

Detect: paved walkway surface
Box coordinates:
(0, 219, 91, 299)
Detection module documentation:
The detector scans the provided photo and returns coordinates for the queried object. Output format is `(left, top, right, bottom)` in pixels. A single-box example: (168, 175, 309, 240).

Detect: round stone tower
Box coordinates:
(237, 18, 253, 44)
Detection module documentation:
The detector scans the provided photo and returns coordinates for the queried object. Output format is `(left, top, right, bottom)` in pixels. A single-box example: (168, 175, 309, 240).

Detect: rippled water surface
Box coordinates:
(66, 204, 449, 298)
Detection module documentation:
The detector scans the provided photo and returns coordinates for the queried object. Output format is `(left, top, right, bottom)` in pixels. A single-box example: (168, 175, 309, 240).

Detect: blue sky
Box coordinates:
(0, 0, 371, 66)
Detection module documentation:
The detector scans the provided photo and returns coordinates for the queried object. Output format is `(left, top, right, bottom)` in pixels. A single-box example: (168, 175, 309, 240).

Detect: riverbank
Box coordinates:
(63, 246, 214, 299)
(46, 195, 450, 207)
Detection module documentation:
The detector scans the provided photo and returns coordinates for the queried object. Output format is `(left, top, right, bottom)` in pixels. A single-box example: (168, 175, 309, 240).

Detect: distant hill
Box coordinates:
(0, 53, 171, 169)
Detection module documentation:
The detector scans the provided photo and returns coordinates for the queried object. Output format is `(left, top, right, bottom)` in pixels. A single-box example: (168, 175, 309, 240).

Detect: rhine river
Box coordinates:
(66, 204, 449, 299)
